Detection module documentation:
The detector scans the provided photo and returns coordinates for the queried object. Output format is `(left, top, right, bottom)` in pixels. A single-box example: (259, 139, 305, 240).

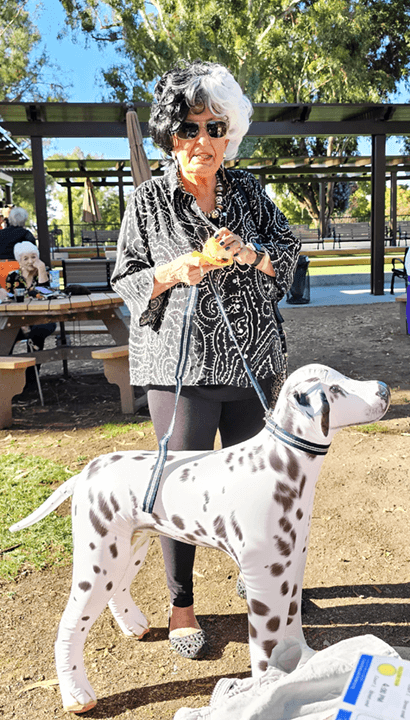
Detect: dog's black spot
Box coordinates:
(230, 512, 243, 541)
(72, 665, 77, 670)
(294, 391, 311, 407)
(263, 639, 278, 657)
(172, 515, 185, 530)
(110, 454, 123, 463)
(296, 508, 303, 520)
(82, 616, 90, 621)
(259, 660, 268, 672)
(79, 581, 91, 592)
(225, 452, 234, 464)
(213, 515, 227, 540)
(194, 522, 207, 536)
(290, 529, 297, 547)
(287, 617, 294, 625)
(203, 491, 210, 512)
(270, 563, 285, 576)
(251, 599, 270, 616)
(281, 581, 289, 596)
(87, 458, 101, 478)
(269, 450, 283, 473)
(249, 622, 258, 638)
(292, 584, 298, 597)
(279, 517, 292, 533)
(110, 493, 120, 513)
(98, 493, 113, 522)
(132, 455, 146, 461)
(93, 565, 101, 574)
(299, 474, 307, 498)
(286, 450, 300, 482)
(266, 616, 280, 633)
(88, 489, 94, 505)
(89, 508, 108, 537)
(89, 542, 96, 550)
(135, 559, 141, 566)
(288, 601, 298, 615)
(179, 468, 190, 482)
(109, 543, 118, 558)
(185, 534, 196, 542)
(152, 512, 163, 526)
(274, 536, 292, 557)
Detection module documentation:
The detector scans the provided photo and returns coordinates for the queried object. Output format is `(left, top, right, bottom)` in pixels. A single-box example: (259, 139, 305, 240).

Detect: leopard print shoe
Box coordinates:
(169, 628, 208, 659)
(236, 573, 247, 600)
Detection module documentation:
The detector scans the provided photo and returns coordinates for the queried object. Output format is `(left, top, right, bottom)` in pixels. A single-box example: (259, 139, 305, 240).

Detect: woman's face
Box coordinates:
(19, 252, 38, 271)
(172, 108, 229, 181)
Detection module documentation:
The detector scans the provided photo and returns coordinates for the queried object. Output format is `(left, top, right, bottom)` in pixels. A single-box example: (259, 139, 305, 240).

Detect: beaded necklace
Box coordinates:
(176, 167, 225, 220)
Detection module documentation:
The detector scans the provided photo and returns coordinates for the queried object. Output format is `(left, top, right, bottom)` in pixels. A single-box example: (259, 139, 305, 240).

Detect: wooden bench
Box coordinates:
(0, 356, 36, 428)
(91, 345, 147, 414)
(395, 295, 409, 335)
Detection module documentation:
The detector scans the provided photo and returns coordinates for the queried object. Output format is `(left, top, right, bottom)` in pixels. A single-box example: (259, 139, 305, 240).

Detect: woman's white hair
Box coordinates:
(13, 241, 39, 262)
(149, 60, 253, 161)
(187, 65, 253, 161)
(9, 206, 29, 227)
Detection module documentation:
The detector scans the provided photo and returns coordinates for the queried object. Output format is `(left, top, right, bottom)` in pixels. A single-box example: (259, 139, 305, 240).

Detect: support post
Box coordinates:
(319, 180, 327, 240)
(118, 172, 125, 221)
(370, 134, 386, 295)
(390, 170, 397, 247)
(66, 180, 75, 246)
(31, 136, 51, 266)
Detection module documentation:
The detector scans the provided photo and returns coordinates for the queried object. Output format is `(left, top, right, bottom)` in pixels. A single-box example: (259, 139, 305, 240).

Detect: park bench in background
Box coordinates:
(331, 222, 371, 248)
(81, 228, 120, 246)
(0, 356, 36, 428)
(398, 221, 410, 246)
(290, 225, 323, 249)
(390, 247, 409, 294)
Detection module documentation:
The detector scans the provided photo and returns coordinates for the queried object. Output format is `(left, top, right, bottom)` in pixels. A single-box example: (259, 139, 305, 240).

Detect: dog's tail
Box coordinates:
(9, 475, 78, 532)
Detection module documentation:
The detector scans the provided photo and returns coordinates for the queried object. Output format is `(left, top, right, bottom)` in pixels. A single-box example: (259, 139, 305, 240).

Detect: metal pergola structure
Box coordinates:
(1, 101, 410, 294)
(0, 125, 29, 201)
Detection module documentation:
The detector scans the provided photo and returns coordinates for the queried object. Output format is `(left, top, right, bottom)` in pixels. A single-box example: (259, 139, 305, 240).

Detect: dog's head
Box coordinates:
(271, 364, 390, 442)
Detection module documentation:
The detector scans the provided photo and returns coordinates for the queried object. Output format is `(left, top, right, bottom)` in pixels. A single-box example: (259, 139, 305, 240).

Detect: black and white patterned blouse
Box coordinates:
(111, 166, 301, 388)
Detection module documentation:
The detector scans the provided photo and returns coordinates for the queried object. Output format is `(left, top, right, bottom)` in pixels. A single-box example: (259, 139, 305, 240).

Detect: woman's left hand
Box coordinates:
(216, 227, 275, 277)
(215, 228, 254, 265)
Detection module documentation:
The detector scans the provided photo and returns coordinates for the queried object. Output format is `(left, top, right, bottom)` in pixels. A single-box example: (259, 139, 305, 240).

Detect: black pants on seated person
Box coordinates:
(13, 323, 57, 385)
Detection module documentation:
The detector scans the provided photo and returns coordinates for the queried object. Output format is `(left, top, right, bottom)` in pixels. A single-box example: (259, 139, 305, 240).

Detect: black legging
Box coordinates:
(147, 380, 273, 607)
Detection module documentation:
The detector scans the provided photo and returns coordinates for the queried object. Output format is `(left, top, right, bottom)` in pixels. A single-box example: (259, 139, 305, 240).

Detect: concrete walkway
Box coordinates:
(279, 272, 407, 308)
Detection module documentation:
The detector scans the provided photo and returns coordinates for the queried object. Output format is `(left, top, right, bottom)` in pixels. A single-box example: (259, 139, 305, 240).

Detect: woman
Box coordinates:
(6, 241, 56, 362)
(0, 206, 37, 260)
(111, 60, 301, 659)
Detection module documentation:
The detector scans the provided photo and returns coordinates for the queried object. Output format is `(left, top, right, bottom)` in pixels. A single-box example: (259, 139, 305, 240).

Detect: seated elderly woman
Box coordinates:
(0, 206, 37, 260)
(5, 242, 56, 368)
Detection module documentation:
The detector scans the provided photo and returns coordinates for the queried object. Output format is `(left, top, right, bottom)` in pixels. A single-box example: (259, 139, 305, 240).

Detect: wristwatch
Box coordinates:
(246, 243, 266, 267)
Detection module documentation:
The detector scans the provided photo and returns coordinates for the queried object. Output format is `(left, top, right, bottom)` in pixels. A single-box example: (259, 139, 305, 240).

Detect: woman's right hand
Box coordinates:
(152, 253, 217, 298)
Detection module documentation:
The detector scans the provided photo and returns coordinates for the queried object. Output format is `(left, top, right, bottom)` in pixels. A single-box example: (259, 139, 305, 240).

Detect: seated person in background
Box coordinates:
(0, 206, 37, 259)
(6, 241, 56, 356)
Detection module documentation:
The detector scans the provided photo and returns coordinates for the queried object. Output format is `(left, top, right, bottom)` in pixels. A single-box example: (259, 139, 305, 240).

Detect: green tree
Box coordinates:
(58, 0, 410, 223)
(0, 1, 66, 101)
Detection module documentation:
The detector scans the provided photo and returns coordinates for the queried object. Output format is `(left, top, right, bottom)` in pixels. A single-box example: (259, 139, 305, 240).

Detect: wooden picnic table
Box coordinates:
(0, 292, 129, 364)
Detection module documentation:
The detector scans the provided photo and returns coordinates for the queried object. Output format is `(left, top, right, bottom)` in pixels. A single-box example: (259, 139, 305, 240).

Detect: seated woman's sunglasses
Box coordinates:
(176, 120, 228, 140)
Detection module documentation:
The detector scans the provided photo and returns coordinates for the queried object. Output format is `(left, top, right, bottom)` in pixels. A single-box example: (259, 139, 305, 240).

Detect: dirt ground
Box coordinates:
(0, 302, 409, 720)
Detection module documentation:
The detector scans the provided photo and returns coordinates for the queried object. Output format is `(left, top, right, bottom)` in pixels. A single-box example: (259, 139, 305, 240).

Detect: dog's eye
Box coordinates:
(330, 385, 344, 395)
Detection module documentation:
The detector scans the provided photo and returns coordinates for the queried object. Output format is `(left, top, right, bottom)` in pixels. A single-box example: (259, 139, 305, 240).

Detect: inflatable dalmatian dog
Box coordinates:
(10, 364, 390, 714)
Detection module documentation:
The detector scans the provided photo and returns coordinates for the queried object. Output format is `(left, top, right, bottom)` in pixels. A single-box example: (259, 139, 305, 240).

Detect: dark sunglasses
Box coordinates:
(176, 120, 228, 140)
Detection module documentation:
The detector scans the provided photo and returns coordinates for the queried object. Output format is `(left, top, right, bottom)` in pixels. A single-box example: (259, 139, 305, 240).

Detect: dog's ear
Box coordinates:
(319, 390, 330, 437)
(293, 387, 330, 437)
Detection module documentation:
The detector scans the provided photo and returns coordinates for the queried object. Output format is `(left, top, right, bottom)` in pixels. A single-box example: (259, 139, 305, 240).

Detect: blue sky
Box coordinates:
(28, 0, 134, 159)
(28, 0, 407, 159)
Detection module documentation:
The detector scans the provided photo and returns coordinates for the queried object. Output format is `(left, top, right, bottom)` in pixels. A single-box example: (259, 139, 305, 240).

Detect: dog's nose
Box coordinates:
(376, 382, 390, 403)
